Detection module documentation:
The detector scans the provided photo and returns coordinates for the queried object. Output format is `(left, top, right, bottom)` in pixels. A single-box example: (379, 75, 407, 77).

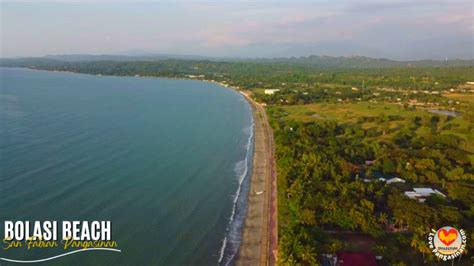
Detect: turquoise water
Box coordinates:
(0, 68, 253, 265)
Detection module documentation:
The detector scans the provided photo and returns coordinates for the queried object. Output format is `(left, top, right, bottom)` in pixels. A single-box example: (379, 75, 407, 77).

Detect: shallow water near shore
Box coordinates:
(0, 68, 253, 265)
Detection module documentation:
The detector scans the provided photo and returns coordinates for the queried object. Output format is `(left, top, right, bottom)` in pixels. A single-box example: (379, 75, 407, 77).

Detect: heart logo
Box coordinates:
(438, 228, 458, 246)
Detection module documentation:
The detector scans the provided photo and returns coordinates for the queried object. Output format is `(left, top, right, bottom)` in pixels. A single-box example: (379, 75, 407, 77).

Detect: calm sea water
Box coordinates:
(0, 68, 253, 265)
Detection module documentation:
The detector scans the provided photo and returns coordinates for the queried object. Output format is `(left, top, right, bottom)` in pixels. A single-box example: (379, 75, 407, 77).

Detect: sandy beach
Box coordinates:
(236, 93, 278, 266)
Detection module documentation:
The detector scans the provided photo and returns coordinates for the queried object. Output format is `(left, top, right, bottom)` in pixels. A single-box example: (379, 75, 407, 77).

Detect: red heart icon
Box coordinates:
(438, 228, 457, 246)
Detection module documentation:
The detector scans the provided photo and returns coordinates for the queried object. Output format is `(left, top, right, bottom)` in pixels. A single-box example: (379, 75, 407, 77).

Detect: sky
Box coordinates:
(0, 0, 473, 60)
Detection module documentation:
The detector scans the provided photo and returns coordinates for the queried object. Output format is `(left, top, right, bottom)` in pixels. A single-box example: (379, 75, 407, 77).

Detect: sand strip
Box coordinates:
(236, 94, 277, 266)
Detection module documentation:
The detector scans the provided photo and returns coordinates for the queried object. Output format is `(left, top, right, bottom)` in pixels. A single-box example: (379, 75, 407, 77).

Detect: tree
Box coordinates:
(378, 212, 388, 227)
(411, 227, 431, 262)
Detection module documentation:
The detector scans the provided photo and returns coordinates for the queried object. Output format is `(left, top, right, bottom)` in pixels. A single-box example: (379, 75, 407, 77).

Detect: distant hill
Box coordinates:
(42, 53, 215, 62)
(1, 54, 473, 69)
(246, 55, 474, 68)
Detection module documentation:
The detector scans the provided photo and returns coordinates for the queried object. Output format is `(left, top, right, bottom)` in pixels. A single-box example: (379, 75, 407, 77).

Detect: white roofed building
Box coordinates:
(386, 177, 405, 184)
(405, 188, 446, 202)
(264, 89, 280, 95)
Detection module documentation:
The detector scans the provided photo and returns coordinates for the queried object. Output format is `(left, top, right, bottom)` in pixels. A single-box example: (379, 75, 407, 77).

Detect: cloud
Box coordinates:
(1, 0, 473, 59)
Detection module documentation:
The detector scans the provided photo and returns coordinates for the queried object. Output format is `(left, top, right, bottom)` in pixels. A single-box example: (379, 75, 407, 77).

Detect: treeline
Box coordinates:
(249, 55, 474, 68)
(1, 58, 473, 91)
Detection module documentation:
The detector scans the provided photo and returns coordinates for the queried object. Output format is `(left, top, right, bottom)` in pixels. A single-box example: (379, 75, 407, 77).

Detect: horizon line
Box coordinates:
(1, 53, 474, 62)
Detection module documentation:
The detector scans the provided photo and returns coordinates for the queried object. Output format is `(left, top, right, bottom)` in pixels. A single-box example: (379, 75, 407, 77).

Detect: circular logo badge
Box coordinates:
(433, 226, 462, 255)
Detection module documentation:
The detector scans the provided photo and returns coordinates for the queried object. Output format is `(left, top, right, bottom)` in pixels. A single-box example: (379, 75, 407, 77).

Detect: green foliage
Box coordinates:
(272, 108, 473, 264)
(3, 57, 472, 265)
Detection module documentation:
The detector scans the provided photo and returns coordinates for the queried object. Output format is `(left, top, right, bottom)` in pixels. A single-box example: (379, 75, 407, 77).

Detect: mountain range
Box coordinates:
(1, 54, 473, 69)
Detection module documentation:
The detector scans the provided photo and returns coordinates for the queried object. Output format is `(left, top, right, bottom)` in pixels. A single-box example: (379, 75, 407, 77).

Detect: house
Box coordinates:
(264, 89, 280, 95)
(405, 191, 423, 201)
(405, 188, 446, 202)
(386, 177, 405, 184)
(362, 177, 386, 183)
(414, 188, 446, 197)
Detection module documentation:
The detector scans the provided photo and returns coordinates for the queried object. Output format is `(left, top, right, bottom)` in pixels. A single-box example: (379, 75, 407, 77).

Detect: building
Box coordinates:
(386, 177, 405, 184)
(362, 178, 385, 183)
(414, 188, 446, 197)
(264, 89, 280, 95)
(185, 74, 205, 79)
(404, 188, 446, 202)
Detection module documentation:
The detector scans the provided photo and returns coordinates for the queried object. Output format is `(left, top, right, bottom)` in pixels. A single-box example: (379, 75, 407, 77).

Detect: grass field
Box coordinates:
(444, 93, 474, 103)
(280, 102, 414, 122)
(273, 102, 473, 141)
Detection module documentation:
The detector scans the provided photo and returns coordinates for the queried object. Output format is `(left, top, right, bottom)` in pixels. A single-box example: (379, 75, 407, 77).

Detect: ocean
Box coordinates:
(0, 68, 253, 265)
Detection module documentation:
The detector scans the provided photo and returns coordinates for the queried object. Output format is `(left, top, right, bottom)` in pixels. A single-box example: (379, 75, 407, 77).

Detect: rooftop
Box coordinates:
(413, 188, 436, 195)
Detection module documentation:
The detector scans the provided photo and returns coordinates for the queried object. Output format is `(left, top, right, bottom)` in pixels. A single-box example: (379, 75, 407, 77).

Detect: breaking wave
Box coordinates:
(218, 114, 254, 266)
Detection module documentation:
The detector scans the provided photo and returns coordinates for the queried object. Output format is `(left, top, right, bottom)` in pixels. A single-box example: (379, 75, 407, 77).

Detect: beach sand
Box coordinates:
(236, 94, 278, 266)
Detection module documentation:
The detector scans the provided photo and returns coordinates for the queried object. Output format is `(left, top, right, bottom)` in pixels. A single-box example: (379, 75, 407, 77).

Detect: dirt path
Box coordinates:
(236, 94, 278, 266)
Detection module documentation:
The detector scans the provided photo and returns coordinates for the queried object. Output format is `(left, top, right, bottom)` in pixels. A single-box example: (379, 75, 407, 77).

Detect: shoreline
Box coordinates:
(235, 90, 278, 266)
(4, 67, 278, 265)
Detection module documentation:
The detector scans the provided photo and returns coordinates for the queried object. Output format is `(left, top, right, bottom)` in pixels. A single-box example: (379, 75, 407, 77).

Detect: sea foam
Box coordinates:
(218, 110, 254, 266)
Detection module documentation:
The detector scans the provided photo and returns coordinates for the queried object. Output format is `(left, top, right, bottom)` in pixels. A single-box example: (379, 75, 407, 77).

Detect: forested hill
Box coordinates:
(249, 55, 474, 68)
(1, 54, 473, 69)
(42, 54, 213, 62)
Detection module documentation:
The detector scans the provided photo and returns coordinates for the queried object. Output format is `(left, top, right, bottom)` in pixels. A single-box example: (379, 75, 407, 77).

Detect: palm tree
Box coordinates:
(373, 245, 386, 257)
(327, 240, 343, 254)
(410, 235, 424, 261)
(411, 227, 430, 262)
(299, 245, 318, 265)
(394, 217, 404, 229)
(378, 212, 388, 227)
(410, 235, 420, 250)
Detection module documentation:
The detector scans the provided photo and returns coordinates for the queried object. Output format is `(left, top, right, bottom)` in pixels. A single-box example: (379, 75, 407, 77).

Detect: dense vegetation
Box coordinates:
(2, 57, 473, 264)
(1, 58, 473, 91)
(269, 103, 473, 264)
